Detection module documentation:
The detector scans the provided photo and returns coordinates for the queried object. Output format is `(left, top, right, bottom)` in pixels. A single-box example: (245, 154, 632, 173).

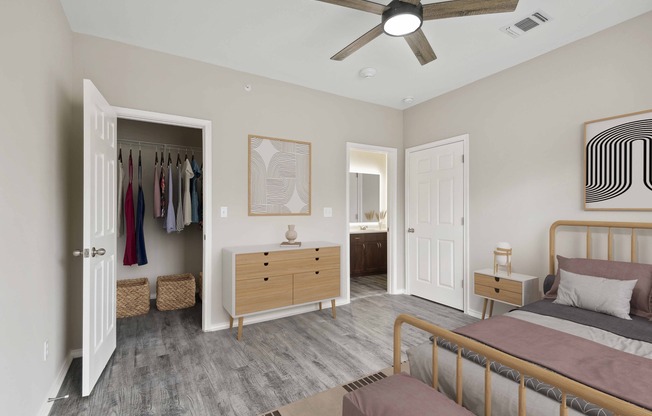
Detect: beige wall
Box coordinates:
(0, 1, 74, 415)
(69, 33, 404, 343)
(404, 11, 652, 316)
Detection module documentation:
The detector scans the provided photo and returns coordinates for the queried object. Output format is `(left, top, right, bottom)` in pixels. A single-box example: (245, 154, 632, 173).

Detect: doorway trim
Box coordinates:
(113, 106, 213, 331)
(345, 143, 399, 300)
(404, 134, 470, 314)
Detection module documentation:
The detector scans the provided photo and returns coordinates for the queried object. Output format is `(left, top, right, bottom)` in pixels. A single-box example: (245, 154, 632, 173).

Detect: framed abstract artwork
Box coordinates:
(248, 135, 311, 216)
(584, 109, 652, 211)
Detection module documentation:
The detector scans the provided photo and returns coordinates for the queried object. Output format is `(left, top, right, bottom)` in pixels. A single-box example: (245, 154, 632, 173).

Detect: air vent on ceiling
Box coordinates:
(500, 10, 552, 38)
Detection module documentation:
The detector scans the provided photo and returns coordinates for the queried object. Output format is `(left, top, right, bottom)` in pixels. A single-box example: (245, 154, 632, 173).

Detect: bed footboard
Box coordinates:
(393, 314, 651, 416)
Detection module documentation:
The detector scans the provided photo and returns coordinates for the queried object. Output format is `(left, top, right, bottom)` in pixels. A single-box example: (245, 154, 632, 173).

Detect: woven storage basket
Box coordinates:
(117, 278, 150, 318)
(156, 273, 196, 311)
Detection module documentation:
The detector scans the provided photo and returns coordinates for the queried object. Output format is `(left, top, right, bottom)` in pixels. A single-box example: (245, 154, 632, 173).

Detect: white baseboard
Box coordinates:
(203, 298, 351, 332)
(37, 349, 78, 416)
(466, 309, 483, 319)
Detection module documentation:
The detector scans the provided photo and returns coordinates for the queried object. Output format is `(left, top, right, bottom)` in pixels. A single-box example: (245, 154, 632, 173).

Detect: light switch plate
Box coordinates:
(220, 207, 228, 217)
(324, 207, 332, 217)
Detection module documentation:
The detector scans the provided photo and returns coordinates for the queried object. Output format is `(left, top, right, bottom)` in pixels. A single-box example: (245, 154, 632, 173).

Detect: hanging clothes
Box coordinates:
(182, 158, 194, 226)
(117, 150, 125, 237)
(153, 155, 161, 218)
(160, 158, 166, 219)
(190, 158, 202, 223)
(176, 162, 185, 232)
(166, 161, 176, 233)
(123, 153, 137, 266)
(135, 152, 148, 266)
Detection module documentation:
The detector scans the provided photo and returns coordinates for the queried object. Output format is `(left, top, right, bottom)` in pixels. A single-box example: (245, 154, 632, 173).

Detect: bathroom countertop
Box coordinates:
(349, 228, 388, 235)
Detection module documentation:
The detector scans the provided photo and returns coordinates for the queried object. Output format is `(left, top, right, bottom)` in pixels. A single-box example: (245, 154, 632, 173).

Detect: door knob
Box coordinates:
(72, 249, 84, 257)
(407, 228, 415, 233)
(91, 247, 106, 257)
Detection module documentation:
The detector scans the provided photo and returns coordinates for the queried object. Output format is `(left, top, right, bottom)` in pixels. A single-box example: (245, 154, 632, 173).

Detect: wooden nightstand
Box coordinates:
(473, 268, 540, 319)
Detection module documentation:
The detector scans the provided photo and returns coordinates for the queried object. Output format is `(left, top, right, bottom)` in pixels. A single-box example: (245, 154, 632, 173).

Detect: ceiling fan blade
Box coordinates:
(404, 29, 437, 65)
(331, 24, 384, 61)
(423, 0, 518, 21)
(315, 0, 387, 15)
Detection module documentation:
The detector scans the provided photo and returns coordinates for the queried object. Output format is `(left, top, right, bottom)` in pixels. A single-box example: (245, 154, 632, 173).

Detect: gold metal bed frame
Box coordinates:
(393, 220, 652, 416)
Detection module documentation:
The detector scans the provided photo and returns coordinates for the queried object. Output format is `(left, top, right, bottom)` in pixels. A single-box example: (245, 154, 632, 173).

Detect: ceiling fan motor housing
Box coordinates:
(382, 0, 424, 37)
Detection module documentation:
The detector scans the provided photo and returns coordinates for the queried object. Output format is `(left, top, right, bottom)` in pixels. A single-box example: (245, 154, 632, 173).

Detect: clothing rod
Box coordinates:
(117, 138, 202, 153)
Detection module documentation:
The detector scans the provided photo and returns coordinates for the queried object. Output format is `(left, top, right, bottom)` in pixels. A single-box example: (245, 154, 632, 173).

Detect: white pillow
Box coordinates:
(553, 269, 637, 320)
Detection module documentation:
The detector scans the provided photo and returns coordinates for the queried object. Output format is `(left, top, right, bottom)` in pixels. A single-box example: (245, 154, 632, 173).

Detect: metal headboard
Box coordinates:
(549, 220, 652, 274)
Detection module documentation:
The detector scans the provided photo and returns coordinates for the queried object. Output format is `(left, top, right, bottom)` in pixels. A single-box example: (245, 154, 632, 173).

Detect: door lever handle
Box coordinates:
(407, 228, 415, 233)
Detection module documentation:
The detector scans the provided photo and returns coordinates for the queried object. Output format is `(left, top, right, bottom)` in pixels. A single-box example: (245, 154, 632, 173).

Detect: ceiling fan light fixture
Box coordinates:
(382, 0, 423, 37)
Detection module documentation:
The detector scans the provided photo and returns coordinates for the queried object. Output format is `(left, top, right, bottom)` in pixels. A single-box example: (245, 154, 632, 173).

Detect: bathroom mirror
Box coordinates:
(349, 173, 380, 222)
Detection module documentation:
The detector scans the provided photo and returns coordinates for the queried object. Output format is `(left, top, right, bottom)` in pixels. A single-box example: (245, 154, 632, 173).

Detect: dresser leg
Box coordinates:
(331, 299, 336, 319)
(489, 300, 494, 318)
(237, 317, 244, 341)
(319, 302, 322, 311)
(481, 299, 488, 320)
(229, 316, 234, 329)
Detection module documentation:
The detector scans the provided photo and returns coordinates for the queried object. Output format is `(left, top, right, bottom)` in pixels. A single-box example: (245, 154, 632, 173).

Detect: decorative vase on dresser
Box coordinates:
(285, 225, 297, 243)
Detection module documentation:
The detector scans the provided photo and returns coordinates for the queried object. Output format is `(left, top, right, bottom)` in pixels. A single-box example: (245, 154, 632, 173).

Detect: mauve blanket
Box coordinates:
(455, 316, 652, 411)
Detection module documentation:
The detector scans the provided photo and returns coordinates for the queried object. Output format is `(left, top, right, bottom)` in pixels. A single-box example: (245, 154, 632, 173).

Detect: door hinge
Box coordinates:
(461, 217, 464, 226)
(461, 154, 464, 163)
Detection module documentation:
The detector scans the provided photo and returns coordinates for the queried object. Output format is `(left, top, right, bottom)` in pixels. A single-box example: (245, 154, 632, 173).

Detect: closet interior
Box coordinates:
(116, 119, 204, 325)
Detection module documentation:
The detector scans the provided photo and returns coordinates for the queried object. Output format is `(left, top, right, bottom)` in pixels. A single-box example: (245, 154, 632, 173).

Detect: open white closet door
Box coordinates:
(78, 79, 118, 396)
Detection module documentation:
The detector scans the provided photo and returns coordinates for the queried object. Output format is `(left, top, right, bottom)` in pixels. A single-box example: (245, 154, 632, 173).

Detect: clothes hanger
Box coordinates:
(191, 149, 195, 162)
(176, 151, 181, 167)
(155, 148, 158, 165)
(118, 147, 123, 163)
(160, 151, 164, 167)
(138, 147, 142, 167)
(167, 152, 172, 166)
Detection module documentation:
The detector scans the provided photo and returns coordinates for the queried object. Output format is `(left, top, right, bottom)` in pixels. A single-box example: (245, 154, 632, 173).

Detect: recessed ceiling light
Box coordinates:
(402, 96, 414, 104)
(359, 67, 377, 78)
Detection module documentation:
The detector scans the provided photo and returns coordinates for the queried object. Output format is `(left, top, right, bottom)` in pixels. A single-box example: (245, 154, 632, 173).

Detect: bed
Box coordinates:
(403, 220, 652, 416)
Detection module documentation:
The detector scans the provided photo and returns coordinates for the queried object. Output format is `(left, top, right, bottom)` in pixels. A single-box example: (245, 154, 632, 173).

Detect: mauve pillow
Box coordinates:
(545, 255, 652, 319)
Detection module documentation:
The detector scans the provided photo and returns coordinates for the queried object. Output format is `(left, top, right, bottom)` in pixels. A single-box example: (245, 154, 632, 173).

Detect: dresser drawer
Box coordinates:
(475, 273, 522, 293)
(235, 246, 339, 265)
(474, 284, 522, 306)
(236, 255, 340, 279)
(293, 269, 340, 305)
(235, 274, 293, 315)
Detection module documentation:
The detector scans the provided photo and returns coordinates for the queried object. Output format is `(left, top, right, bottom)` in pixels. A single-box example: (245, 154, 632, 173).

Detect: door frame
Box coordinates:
(113, 106, 213, 331)
(404, 134, 470, 314)
(345, 143, 399, 298)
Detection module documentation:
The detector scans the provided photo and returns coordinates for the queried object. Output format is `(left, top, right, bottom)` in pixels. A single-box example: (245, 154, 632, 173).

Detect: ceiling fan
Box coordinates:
(317, 0, 519, 65)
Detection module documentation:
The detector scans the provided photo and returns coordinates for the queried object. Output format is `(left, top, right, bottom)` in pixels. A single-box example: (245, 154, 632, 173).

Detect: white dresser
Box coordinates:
(223, 241, 341, 340)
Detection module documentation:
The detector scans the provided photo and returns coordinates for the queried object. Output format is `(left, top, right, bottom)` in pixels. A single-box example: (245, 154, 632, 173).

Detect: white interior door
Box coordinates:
(407, 140, 465, 309)
(81, 79, 117, 396)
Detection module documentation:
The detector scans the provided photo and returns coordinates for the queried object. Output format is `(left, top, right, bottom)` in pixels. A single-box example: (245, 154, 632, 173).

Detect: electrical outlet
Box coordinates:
(43, 340, 49, 362)
(324, 207, 333, 217)
(220, 206, 228, 218)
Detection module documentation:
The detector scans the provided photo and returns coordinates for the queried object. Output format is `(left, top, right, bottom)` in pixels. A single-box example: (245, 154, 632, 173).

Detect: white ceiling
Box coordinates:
(59, 0, 652, 109)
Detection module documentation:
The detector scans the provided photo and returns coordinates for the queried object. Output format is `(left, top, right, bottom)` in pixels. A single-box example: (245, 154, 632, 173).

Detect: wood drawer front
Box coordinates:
(236, 246, 339, 265)
(475, 284, 522, 306)
(475, 273, 522, 293)
(236, 255, 340, 279)
(235, 274, 293, 315)
(293, 269, 340, 305)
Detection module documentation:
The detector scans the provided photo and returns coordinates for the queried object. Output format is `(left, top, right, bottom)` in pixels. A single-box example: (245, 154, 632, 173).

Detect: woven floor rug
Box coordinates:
(259, 364, 408, 416)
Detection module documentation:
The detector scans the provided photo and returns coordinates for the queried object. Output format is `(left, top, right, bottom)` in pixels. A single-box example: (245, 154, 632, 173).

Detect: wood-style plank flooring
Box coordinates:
(50, 279, 475, 416)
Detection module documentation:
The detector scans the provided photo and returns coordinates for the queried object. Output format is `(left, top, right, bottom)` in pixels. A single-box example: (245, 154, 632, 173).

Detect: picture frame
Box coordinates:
(584, 109, 652, 211)
(248, 135, 311, 216)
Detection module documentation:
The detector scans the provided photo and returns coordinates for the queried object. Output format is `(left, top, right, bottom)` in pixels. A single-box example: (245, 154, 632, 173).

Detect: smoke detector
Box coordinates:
(500, 10, 552, 38)
(402, 96, 414, 104)
(359, 67, 377, 78)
